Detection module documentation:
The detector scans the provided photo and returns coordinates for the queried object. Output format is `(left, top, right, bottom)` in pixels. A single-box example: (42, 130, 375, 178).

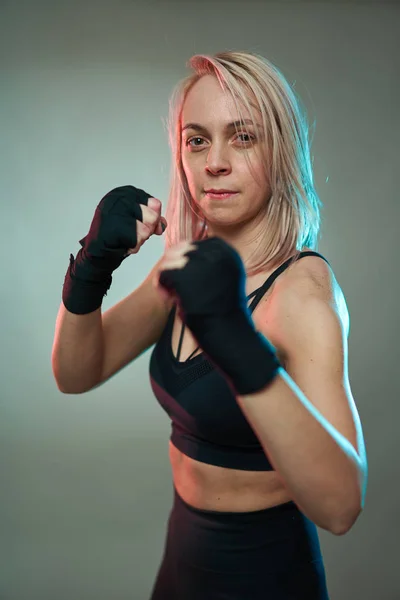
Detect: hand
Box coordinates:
(152, 240, 197, 308)
(156, 236, 248, 318)
(125, 197, 167, 256)
(63, 185, 168, 315)
(154, 236, 280, 395)
(80, 185, 168, 273)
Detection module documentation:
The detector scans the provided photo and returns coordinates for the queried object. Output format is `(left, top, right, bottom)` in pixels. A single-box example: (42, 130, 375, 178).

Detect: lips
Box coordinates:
(205, 190, 238, 199)
(205, 190, 237, 194)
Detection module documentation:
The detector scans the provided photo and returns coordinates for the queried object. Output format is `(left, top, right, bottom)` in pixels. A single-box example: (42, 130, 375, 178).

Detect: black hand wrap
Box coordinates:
(62, 185, 152, 315)
(159, 237, 281, 396)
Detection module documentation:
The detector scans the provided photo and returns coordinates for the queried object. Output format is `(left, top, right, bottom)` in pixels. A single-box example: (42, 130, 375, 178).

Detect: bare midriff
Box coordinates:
(169, 440, 293, 512)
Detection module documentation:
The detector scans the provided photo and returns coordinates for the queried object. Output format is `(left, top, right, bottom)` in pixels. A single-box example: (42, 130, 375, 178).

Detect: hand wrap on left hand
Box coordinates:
(158, 237, 281, 395)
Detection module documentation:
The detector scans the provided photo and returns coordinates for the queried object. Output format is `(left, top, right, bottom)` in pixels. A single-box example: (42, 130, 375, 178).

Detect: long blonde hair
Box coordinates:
(163, 51, 323, 276)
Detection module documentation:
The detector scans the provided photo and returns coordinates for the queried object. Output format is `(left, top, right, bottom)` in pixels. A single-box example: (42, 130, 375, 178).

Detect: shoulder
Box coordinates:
(285, 251, 336, 300)
(261, 250, 350, 344)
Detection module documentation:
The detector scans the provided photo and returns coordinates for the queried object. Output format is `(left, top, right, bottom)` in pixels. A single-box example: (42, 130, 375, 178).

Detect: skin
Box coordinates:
(154, 73, 276, 299)
(181, 74, 272, 262)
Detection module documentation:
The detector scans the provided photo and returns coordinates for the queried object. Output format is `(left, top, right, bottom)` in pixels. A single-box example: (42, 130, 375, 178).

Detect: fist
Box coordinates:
(152, 240, 197, 305)
(153, 237, 246, 319)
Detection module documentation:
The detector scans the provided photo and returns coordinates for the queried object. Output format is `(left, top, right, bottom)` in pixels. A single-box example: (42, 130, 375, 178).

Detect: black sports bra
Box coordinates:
(149, 250, 330, 471)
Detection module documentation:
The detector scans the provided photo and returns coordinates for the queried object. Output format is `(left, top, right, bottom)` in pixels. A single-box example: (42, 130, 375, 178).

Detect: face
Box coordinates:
(181, 74, 271, 238)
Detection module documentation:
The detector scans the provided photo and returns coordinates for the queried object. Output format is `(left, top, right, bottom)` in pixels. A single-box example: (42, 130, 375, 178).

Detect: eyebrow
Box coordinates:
(181, 119, 260, 133)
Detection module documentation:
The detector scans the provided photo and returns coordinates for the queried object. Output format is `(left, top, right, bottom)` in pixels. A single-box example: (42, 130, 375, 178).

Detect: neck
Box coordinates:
(205, 221, 267, 269)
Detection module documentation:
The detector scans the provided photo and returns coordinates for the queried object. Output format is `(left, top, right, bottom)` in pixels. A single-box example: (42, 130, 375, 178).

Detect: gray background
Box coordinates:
(1, 1, 399, 599)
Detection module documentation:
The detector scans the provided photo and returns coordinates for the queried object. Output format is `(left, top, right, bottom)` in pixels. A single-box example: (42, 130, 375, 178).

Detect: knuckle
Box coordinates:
(147, 212, 159, 227)
(149, 197, 161, 209)
(137, 220, 151, 237)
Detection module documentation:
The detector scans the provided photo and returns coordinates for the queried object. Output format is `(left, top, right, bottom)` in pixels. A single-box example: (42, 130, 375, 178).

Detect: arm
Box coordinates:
(156, 238, 367, 535)
(52, 188, 169, 394)
(236, 278, 367, 535)
(52, 256, 172, 394)
(52, 304, 103, 393)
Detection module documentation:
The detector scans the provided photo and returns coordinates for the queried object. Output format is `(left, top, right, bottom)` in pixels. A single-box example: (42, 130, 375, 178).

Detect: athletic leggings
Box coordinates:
(149, 485, 330, 599)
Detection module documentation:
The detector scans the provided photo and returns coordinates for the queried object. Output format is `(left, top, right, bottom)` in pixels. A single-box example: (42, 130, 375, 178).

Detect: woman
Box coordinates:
(53, 51, 368, 599)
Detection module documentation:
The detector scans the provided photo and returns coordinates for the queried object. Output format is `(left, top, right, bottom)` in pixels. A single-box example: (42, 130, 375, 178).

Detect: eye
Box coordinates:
(186, 137, 204, 148)
(236, 133, 256, 143)
(185, 133, 256, 148)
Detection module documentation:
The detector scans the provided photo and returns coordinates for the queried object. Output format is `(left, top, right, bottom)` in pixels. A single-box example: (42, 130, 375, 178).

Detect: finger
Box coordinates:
(160, 257, 190, 271)
(155, 218, 167, 236)
(141, 203, 161, 227)
(166, 242, 196, 259)
(152, 257, 189, 295)
(148, 197, 162, 211)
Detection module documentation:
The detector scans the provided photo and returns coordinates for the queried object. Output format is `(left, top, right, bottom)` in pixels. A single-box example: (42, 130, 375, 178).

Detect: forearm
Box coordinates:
(51, 303, 104, 393)
(236, 369, 366, 535)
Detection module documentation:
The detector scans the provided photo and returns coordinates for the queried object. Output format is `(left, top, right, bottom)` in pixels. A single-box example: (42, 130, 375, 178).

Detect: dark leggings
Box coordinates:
(149, 486, 330, 599)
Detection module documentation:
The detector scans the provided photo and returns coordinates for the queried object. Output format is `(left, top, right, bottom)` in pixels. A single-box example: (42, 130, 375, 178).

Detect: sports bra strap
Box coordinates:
(176, 250, 329, 362)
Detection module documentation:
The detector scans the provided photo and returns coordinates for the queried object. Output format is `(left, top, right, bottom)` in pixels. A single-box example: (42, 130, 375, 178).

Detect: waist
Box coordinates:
(169, 440, 294, 513)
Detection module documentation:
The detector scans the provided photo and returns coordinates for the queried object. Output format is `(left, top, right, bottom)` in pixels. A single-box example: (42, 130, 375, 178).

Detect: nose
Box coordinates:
(205, 146, 232, 175)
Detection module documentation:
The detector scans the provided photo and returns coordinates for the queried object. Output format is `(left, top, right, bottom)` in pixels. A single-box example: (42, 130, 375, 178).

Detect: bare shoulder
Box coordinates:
(287, 251, 336, 297)
(266, 250, 350, 338)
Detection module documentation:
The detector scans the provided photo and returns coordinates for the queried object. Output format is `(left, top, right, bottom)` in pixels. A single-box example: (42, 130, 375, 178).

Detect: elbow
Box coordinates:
(331, 468, 367, 535)
(328, 463, 367, 536)
(54, 380, 90, 395)
(329, 502, 363, 536)
(52, 364, 100, 395)
(53, 374, 95, 395)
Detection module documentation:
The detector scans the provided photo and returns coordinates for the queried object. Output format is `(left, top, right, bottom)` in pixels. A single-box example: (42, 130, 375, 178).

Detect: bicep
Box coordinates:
(270, 293, 361, 456)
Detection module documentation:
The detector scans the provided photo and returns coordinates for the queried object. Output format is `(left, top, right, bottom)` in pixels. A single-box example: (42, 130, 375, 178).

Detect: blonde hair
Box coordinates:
(163, 50, 323, 276)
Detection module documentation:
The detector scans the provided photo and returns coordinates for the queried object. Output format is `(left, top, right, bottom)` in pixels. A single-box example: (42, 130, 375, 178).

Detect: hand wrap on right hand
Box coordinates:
(62, 185, 152, 315)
